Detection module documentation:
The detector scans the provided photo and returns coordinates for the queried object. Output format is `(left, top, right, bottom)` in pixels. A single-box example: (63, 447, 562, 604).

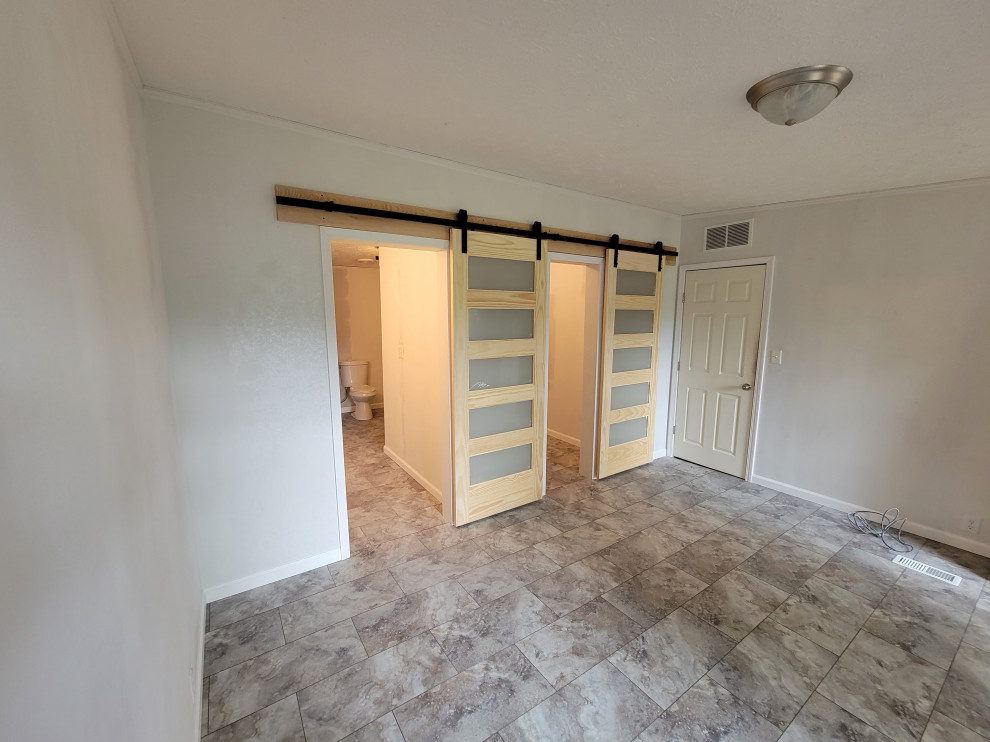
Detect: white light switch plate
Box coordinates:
(770, 350, 783, 365)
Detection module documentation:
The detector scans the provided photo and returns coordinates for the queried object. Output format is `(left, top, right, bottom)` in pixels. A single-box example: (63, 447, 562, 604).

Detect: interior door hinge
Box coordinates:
(681, 292, 686, 303)
(672, 425, 676, 435)
(676, 361, 680, 371)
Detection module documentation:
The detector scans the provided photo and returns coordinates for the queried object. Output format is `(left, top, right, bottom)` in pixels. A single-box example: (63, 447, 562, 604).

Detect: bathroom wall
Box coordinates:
(378, 247, 451, 507)
(548, 262, 588, 445)
(331, 265, 384, 407)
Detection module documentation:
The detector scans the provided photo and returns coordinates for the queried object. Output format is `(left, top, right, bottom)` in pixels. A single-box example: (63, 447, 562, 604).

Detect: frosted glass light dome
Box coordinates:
(746, 65, 853, 126)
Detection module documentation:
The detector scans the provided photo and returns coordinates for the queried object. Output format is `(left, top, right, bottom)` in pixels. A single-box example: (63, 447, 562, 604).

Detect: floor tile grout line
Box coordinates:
(293, 693, 309, 742)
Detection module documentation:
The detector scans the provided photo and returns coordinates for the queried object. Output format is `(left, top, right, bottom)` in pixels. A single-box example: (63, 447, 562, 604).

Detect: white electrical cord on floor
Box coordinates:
(847, 507, 914, 553)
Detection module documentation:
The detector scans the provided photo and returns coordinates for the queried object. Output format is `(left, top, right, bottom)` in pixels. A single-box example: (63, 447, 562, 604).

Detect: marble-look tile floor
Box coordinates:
(201, 413, 990, 742)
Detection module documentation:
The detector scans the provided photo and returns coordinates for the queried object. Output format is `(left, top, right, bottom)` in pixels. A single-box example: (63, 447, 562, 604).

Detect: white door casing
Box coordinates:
(673, 264, 766, 477)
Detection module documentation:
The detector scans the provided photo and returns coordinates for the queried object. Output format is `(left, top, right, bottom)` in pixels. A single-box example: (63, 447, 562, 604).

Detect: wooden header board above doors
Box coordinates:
(273, 185, 678, 263)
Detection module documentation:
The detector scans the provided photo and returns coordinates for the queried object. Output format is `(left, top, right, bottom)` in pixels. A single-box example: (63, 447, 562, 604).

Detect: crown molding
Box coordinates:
(101, 0, 142, 88)
(684, 175, 990, 221)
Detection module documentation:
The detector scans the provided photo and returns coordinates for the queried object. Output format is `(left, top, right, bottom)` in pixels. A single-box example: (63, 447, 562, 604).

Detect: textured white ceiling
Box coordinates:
(112, 0, 990, 214)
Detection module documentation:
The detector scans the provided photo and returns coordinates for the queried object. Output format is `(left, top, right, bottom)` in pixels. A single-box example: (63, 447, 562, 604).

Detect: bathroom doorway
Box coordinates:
(321, 228, 452, 558)
(547, 252, 605, 485)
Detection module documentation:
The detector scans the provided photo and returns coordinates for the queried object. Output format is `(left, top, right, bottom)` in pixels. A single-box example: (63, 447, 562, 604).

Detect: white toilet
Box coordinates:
(339, 360, 376, 420)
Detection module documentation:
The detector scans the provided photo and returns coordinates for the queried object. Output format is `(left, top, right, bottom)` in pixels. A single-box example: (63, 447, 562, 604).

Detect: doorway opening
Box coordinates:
(547, 252, 604, 488)
(321, 228, 451, 558)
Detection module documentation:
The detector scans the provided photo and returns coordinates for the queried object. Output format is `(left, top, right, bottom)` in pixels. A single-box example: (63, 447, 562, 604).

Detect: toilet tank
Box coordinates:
(339, 360, 369, 387)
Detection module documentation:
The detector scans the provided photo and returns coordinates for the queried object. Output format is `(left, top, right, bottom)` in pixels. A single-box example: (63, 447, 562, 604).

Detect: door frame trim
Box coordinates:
(320, 227, 451, 557)
(666, 256, 775, 481)
(547, 250, 606, 479)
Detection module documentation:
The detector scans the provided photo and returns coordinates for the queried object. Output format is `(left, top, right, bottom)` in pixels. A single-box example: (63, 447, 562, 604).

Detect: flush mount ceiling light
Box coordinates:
(746, 65, 853, 126)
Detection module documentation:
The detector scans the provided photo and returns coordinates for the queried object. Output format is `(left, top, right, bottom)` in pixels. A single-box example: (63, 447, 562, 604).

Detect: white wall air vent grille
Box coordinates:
(892, 555, 962, 585)
(705, 220, 753, 250)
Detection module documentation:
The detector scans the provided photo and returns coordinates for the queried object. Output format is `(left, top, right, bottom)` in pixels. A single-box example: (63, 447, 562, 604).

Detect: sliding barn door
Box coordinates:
(450, 230, 548, 526)
(596, 250, 663, 478)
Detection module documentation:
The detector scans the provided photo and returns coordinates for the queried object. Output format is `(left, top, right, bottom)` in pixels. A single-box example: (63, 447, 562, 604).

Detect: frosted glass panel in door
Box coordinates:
(612, 347, 652, 372)
(468, 256, 535, 291)
(610, 382, 651, 410)
(615, 270, 656, 296)
(469, 356, 534, 390)
(614, 310, 654, 334)
(469, 444, 532, 485)
(470, 401, 533, 438)
(609, 417, 649, 446)
(469, 308, 534, 341)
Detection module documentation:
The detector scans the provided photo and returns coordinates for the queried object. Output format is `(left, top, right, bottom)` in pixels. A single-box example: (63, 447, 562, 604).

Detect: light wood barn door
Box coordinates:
(596, 250, 663, 478)
(450, 230, 548, 526)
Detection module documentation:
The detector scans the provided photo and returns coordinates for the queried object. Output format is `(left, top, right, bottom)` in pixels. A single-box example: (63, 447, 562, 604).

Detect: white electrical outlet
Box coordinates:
(964, 517, 982, 534)
(770, 350, 783, 365)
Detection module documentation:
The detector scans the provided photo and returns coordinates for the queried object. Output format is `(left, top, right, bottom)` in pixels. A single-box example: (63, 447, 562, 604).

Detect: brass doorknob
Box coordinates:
(741, 383, 753, 391)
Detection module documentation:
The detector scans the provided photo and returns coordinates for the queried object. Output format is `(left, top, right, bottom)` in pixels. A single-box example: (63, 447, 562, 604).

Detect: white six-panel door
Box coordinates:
(673, 265, 766, 477)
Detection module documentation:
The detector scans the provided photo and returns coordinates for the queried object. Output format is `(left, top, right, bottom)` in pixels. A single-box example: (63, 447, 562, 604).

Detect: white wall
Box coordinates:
(378, 247, 451, 505)
(549, 262, 588, 445)
(142, 93, 680, 596)
(680, 182, 990, 555)
(332, 266, 384, 406)
(0, 1, 201, 740)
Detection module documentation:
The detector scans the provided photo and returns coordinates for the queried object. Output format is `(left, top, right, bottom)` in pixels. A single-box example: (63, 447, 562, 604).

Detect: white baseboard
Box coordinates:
(751, 474, 990, 559)
(548, 429, 581, 447)
(383, 445, 443, 500)
(653, 447, 667, 459)
(203, 548, 343, 604)
(341, 402, 385, 414)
